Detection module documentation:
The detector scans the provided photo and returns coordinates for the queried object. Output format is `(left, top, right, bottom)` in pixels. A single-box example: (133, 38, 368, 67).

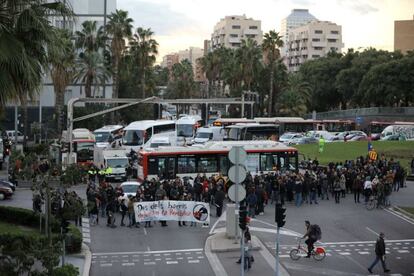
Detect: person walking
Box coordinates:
(214, 186, 225, 217)
(333, 176, 341, 204)
(368, 232, 390, 274)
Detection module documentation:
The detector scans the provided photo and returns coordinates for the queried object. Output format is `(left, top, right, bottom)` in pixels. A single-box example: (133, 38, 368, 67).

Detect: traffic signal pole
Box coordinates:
(276, 226, 280, 276)
(275, 204, 286, 276)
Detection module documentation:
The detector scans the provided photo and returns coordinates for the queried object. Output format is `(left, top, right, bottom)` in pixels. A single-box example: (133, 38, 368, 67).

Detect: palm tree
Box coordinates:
(105, 9, 133, 100)
(278, 90, 307, 117)
(262, 30, 284, 116)
(74, 51, 110, 98)
(286, 73, 311, 106)
(129, 27, 158, 98)
(48, 28, 76, 133)
(0, 0, 72, 146)
(238, 38, 261, 91)
(75, 21, 106, 54)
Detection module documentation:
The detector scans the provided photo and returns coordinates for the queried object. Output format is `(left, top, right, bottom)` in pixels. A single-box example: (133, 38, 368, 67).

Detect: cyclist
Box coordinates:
(302, 220, 321, 258)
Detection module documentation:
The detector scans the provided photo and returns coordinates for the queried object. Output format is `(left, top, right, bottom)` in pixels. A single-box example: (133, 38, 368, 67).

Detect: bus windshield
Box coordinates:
(177, 124, 193, 137)
(227, 128, 240, 140)
(123, 130, 144, 146)
(94, 132, 110, 143)
(196, 132, 212, 139)
(107, 158, 129, 168)
(76, 142, 94, 162)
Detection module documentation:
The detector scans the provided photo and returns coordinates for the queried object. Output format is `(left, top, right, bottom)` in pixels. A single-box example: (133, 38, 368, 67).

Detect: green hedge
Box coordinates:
(65, 224, 82, 254)
(0, 205, 60, 232)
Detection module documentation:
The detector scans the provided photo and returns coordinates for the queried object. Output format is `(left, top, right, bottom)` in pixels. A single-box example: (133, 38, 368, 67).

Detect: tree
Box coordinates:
(262, 30, 284, 116)
(238, 38, 261, 91)
(0, 0, 72, 147)
(200, 51, 220, 97)
(75, 21, 106, 54)
(105, 9, 133, 100)
(129, 27, 158, 98)
(48, 28, 76, 134)
(167, 59, 196, 100)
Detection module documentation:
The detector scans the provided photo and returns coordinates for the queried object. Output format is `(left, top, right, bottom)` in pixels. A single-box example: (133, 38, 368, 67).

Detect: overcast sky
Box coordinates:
(117, 0, 414, 62)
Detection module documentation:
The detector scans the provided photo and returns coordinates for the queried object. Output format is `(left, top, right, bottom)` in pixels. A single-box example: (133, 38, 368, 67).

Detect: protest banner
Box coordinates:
(134, 200, 210, 223)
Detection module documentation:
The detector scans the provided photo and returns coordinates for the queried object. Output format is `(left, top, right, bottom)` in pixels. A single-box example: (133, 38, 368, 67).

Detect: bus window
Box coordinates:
(197, 156, 218, 173)
(245, 153, 260, 173)
(288, 155, 297, 171)
(158, 157, 176, 179)
(260, 154, 278, 171)
(148, 157, 158, 175)
(178, 156, 196, 174)
(219, 156, 230, 175)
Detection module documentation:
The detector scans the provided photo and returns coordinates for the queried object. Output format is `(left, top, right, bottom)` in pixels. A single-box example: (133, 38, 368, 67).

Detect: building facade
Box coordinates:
(161, 47, 205, 82)
(394, 15, 414, 54)
(280, 9, 317, 57)
(211, 15, 263, 49)
(286, 21, 343, 72)
(161, 53, 180, 71)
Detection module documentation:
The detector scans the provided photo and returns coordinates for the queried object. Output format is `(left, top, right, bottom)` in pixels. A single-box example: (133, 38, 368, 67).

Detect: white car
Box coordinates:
(6, 130, 26, 143)
(119, 181, 141, 205)
(279, 133, 304, 145)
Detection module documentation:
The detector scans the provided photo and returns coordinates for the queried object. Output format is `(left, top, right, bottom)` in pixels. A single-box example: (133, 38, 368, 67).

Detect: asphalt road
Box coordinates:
(2, 174, 414, 276)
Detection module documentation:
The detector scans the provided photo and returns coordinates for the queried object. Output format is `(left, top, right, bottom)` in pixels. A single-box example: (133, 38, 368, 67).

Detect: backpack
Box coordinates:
(311, 224, 322, 240)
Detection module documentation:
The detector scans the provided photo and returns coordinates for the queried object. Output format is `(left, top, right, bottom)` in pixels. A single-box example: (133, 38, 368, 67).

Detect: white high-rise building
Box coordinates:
(286, 21, 344, 72)
(280, 9, 317, 57)
(211, 15, 263, 49)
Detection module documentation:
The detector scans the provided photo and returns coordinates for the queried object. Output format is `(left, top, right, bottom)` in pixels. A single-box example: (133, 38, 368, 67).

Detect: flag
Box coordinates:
(368, 141, 373, 152)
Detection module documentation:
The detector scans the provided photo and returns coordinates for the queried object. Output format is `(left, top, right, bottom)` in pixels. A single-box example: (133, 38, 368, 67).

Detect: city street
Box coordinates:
(1, 176, 414, 275)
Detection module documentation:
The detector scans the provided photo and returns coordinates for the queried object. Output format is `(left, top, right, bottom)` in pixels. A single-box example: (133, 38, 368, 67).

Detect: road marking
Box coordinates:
(143, 228, 147, 235)
(165, 258, 172, 260)
(339, 252, 351, 255)
(366, 227, 379, 236)
(318, 239, 414, 246)
(177, 257, 183, 260)
(205, 235, 228, 276)
(147, 246, 151, 251)
(385, 208, 414, 225)
(100, 263, 112, 267)
(144, 262, 156, 265)
(358, 252, 369, 255)
(396, 257, 401, 260)
(122, 263, 134, 266)
(209, 210, 226, 235)
(396, 243, 402, 245)
(389, 274, 403, 276)
(188, 260, 200, 263)
(176, 253, 182, 255)
(187, 257, 193, 259)
(92, 248, 203, 256)
(83, 238, 91, 243)
(164, 253, 171, 256)
(198, 256, 204, 259)
(397, 250, 409, 253)
(393, 247, 399, 250)
(83, 228, 90, 233)
(144, 259, 151, 262)
(166, 261, 178, 264)
(155, 258, 161, 261)
(279, 255, 290, 258)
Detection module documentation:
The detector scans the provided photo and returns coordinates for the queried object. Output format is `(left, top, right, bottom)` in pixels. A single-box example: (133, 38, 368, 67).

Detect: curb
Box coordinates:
(254, 236, 290, 276)
(205, 234, 228, 276)
(391, 206, 414, 220)
(82, 242, 92, 276)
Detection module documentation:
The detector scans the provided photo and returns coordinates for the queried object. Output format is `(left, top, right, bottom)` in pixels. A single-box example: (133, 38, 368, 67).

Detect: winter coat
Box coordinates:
(375, 237, 386, 256)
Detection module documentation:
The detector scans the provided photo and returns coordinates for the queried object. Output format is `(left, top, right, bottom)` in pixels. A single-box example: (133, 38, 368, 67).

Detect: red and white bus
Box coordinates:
(137, 140, 298, 180)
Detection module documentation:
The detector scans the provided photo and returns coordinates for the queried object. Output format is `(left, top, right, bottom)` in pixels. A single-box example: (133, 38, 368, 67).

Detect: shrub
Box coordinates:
(0, 206, 60, 232)
(65, 224, 82, 254)
(52, 264, 79, 276)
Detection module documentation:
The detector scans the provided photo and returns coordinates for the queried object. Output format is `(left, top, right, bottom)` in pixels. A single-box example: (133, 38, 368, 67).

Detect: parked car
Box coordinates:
(330, 131, 367, 142)
(6, 130, 26, 144)
(279, 132, 304, 145)
(381, 134, 407, 141)
(0, 182, 14, 200)
(0, 179, 16, 191)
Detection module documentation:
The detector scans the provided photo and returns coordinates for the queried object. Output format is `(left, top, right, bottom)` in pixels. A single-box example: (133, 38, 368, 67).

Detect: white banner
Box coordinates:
(134, 200, 210, 223)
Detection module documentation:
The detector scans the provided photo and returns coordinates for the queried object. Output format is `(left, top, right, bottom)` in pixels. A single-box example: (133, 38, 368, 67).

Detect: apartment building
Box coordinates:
(287, 21, 343, 72)
(280, 9, 317, 57)
(161, 47, 205, 82)
(161, 53, 180, 71)
(394, 15, 414, 54)
(211, 15, 263, 49)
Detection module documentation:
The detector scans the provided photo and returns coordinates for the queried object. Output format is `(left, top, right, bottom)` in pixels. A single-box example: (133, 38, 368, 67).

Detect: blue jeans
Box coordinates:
(295, 193, 302, 207)
(309, 191, 317, 203)
(368, 255, 387, 271)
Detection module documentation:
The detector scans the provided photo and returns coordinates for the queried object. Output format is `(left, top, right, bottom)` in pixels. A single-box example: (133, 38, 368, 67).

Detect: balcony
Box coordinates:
(228, 37, 241, 44)
(326, 33, 340, 40)
(243, 29, 259, 35)
(311, 41, 327, 47)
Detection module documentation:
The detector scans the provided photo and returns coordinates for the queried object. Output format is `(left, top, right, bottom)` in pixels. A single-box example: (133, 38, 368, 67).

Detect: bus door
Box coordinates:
(157, 156, 176, 179)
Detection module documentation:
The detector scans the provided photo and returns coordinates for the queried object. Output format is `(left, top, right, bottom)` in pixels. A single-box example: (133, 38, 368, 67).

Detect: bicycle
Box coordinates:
(289, 238, 326, 261)
(366, 195, 385, 210)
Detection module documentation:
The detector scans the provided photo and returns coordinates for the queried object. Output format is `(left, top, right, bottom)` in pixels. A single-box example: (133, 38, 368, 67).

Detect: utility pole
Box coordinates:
(275, 204, 286, 276)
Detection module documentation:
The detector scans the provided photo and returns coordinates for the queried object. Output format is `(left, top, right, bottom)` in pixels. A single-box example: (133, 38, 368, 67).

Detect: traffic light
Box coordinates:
(61, 219, 70, 234)
(275, 204, 286, 228)
(239, 205, 248, 231)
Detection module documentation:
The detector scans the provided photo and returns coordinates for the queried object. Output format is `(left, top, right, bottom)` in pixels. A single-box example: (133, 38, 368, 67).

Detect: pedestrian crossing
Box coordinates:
(91, 248, 207, 267)
(265, 240, 414, 259)
(82, 217, 91, 244)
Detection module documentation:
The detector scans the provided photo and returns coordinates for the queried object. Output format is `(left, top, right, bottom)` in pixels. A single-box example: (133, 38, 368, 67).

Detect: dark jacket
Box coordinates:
(215, 190, 225, 206)
(375, 237, 386, 256)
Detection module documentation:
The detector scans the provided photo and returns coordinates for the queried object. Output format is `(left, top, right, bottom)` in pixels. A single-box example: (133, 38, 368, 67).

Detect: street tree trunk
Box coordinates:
(268, 61, 274, 116)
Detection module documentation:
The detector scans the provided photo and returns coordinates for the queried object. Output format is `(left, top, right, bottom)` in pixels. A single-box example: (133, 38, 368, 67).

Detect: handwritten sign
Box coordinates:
(134, 200, 210, 223)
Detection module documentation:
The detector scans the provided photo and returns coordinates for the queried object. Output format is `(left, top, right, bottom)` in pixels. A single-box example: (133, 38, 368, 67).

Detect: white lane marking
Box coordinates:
(393, 247, 399, 250)
(198, 256, 204, 259)
(397, 250, 409, 253)
(339, 252, 351, 255)
(187, 257, 193, 259)
(165, 258, 172, 260)
(279, 255, 290, 258)
(385, 208, 414, 225)
(396, 243, 402, 245)
(155, 258, 161, 261)
(340, 245, 346, 247)
(318, 239, 414, 246)
(143, 228, 147, 235)
(188, 260, 200, 263)
(154, 254, 160, 256)
(177, 257, 183, 260)
(366, 227, 379, 236)
(389, 274, 403, 276)
(166, 261, 178, 264)
(164, 253, 171, 256)
(396, 257, 401, 260)
(100, 263, 112, 267)
(404, 242, 410, 245)
(254, 236, 290, 276)
(92, 248, 203, 256)
(358, 252, 369, 255)
(209, 210, 226, 235)
(205, 235, 228, 276)
(122, 263, 134, 266)
(144, 259, 151, 262)
(83, 238, 91, 243)
(144, 262, 156, 265)
(176, 253, 182, 255)
(83, 228, 90, 233)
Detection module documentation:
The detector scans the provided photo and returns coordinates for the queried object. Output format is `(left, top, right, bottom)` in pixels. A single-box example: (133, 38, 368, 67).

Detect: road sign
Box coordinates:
(228, 165, 247, 183)
(228, 184, 246, 202)
(228, 146, 247, 165)
(356, 117, 363, 125)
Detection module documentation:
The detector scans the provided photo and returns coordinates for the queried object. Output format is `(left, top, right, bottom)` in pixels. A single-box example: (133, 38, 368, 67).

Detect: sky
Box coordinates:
(117, 0, 414, 62)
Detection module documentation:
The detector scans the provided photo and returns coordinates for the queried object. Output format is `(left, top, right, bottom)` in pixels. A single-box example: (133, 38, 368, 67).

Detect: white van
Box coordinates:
(6, 130, 25, 143)
(381, 125, 414, 140)
(93, 125, 124, 148)
(193, 127, 225, 144)
(176, 115, 203, 145)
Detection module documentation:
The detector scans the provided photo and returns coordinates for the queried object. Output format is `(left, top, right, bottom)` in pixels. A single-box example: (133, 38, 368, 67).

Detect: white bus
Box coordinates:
(122, 120, 176, 151)
(138, 140, 298, 180)
(176, 115, 203, 145)
(380, 124, 414, 140)
(225, 123, 280, 141)
(93, 125, 124, 148)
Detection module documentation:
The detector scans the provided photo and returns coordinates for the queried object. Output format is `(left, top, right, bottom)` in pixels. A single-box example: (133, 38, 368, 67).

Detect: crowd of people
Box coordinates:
(84, 153, 410, 228)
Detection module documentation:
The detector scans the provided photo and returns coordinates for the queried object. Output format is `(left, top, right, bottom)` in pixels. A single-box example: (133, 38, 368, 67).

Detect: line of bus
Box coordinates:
(138, 140, 298, 180)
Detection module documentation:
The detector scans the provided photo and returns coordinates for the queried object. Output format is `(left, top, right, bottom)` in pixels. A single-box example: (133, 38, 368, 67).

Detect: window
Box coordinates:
(245, 153, 260, 174)
(197, 156, 218, 173)
(260, 154, 278, 171)
(219, 156, 230, 175)
(177, 156, 196, 173)
(231, 43, 241, 47)
(154, 123, 175, 134)
(331, 30, 339, 34)
(148, 158, 158, 174)
(230, 34, 238, 38)
(245, 34, 256, 39)
(314, 30, 323, 34)
(312, 54, 320, 58)
(328, 39, 337, 43)
(312, 38, 320, 42)
(249, 26, 258, 29)
(232, 25, 241, 29)
(314, 47, 323, 50)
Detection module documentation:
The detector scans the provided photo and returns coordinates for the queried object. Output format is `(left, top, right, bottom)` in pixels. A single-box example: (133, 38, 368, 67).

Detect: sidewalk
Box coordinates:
(391, 180, 414, 207)
(206, 232, 290, 276)
(61, 243, 91, 276)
